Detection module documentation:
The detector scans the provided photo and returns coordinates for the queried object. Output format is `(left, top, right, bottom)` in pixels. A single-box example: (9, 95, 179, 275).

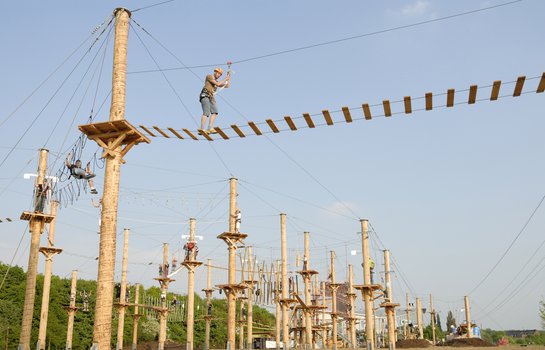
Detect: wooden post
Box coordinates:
(321, 282, 327, 349)
(429, 294, 436, 345)
(274, 261, 281, 350)
(19, 148, 52, 350)
(92, 8, 131, 350)
(185, 218, 202, 350)
(302, 232, 313, 350)
(116, 229, 130, 350)
(347, 265, 357, 348)
(203, 260, 214, 350)
(156, 243, 174, 350)
(329, 251, 340, 350)
(65, 270, 78, 350)
(416, 298, 423, 339)
(405, 293, 410, 339)
(38, 200, 62, 350)
(280, 214, 290, 350)
(132, 284, 142, 350)
(381, 250, 399, 350)
(360, 219, 374, 350)
(464, 296, 472, 338)
(246, 247, 255, 350)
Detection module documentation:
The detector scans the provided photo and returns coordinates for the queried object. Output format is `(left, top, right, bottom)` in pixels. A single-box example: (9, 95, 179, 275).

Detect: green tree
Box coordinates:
(540, 300, 545, 329)
(446, 310, 456, 329)
(435, 313, 442, 331)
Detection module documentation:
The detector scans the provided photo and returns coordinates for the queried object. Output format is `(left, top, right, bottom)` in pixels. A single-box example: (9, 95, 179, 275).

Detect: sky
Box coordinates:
(1, 0, 545, 331)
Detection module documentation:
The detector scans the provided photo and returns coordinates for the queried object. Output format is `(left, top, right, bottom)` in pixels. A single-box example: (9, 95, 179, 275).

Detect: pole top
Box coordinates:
(113, 7, 132, 18)
(360, 218, 368, 222)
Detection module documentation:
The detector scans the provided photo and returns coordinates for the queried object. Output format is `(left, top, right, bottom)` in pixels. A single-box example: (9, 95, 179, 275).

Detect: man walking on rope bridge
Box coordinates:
(65, 152, 98, 194)
(199, 66, 231, 134)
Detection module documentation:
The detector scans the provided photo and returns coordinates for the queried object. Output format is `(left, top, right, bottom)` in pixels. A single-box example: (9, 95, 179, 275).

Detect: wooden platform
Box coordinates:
(20, 211, 54, 223)
(297, 269, 319, 276)
(39, 247, 63, 255)
(379, 302, 401, 308)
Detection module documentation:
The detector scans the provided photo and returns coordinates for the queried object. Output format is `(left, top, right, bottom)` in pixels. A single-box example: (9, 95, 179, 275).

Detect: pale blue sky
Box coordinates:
(1, 0, 545, 330)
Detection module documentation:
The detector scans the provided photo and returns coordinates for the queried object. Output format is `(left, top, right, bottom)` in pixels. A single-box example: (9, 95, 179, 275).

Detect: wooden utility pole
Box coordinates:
(203, 260, 214, 350)
(429, 294, 436, 344)
(328, 251, 342, 350)
(19, 148, 53, 350)
(37, 200, 62, 350)
(156, 243, 174, 350)
(280, 213, 290, 350)
(217, 178, 247, 350)
(416, 298, 423, 339)
(274, 261, 281, 350)
(405, 293, 411, 339)
(183, 218, 202, 350)
(132, 284, 142, 350)
(298, 232, 317, 350)
(65, 270, 78, 350)
(78, 7, 150, 350)
(245, 247, 256, 350)
(116, 229, 130, 350)
(347, 265, 357, 348)
(321, 282, 327, 349)
(380, 250, 399, 350)
(464, 296, 472, 338)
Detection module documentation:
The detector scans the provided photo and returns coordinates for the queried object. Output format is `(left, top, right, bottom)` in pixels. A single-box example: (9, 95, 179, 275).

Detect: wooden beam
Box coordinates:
(139, 125, 156, 137)
(404, 96, 412, 114)
(468, 85, 477, 104)
(322, 110, 334, 126)
(513, 76, 525, 97)
(231, 124, 246, 138)
(362, 104, 372, 120)
(342, 107, 353, 123)
(199, 130, 214, 141)
(425, 93, 433, 110)
(537, 73, 545, 93)
(167, 127, 184, 139)
(248, 121, 263, 135)
(266, 119, 280, 133)
(303, 113, 315, 128)
(447, 89, 455, 107)
(183, 129, 198, 141)
(152, 126, 170, 138)
(491, 81, 501, 101)
(284, 116, 297, 131)
(382, 100, 392, 117)
(214, 127, 230, 140)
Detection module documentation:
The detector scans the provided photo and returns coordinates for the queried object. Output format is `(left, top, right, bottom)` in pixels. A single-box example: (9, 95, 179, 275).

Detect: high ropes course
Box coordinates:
(111, 72, 545, 143)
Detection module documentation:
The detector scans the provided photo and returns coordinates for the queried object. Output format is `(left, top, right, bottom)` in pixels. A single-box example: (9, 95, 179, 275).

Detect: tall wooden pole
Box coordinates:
(405, 293, 410, 339)
(203, 260, 214, 350)
(347, 265, 357, 348)
(416, 298, 423, 339)
(65, 270, 78, 350)
(19, 148, 51, 350)
(321, 282, 326, 349)
(116, 229, 130, 350)
(157, 243, 174, 350)
(185, 218, 202, 350)
(92, 8, 131, 350)
(329, 251, 340, 350)
(280, 214, 290, 350)
(239, 251, 246, 350)
(464, 296, 472, 338)
(274, 261, 281, 350)
(132, 284, 142, 350)
(302, 232, 313, 350)
(381, 250, 398, 350)
(429, 294, 436, 345)
(246, 247, 255, 350)
(38, 200, 62, 350)
(360, 219, 374, 350)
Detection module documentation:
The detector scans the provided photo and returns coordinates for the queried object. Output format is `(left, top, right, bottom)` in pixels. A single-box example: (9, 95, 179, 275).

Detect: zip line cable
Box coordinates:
(131, 0, 176, 13)
(128, 0, 523, 74)
(467, 192, 545, 295)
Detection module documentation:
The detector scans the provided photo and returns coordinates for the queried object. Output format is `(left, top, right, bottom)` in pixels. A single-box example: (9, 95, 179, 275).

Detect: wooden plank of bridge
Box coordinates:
(537, 73, 545, 93)
(303, 113, 315, 128)
(183, 129, 199, 140)
(468, 85, 477, 104)
(404, 96, 412, 114)
(284, 116, 297, 131)
(140, 125, 156, 137)
(214, 127, 230, 140)
(198, 129, 214, 141)
(362, 104, 372, 120)
(447, 89, 455, 107)
(231, 124, 246, 138)
(322, 110, 334, 126)
(491, 81, 501, 101)
(167, 127, 184, 139)
(342, 107, 353, 123)
(513, 76, 525, 97)
(383, 100, 392, 117)
(425, 93, 433, 110)
(248, 121, 263, 135)
(266, 119, 280, 133)
(153, 126, 170, 138)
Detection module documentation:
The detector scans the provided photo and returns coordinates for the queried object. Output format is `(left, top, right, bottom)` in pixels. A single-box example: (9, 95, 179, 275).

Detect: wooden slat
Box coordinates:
(198, 129, 214, 141)
(447, 89, 455, 107)
(231, 124, 246, 138)
(167, 127, 184, 139)
(152, 126, 170, 138)
(362, 104, 372, 120)
(284, 116, 297, 131)
(341, 107, 352, 123)
(139, 125, 156, 137)
(248, 121, 263, 135)
(537, 73, 545, 93)
(382, 100, 392, 117)
(214, 127, 230, 140)
(183, 128, 198, 140)
(490, 81, 501, 101)
(266, 119, 280, 133)
(513, 76, 525, 97)
(322, 110, 334, 125)
(468, 85, 477, 104)
(425, 93, 433, 110)
(404, 96, 412, 114)
(303, 113, 315, 128)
